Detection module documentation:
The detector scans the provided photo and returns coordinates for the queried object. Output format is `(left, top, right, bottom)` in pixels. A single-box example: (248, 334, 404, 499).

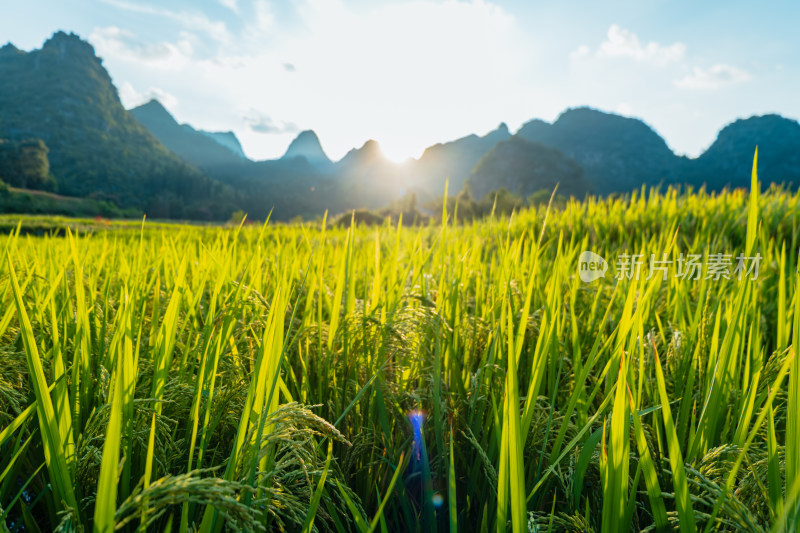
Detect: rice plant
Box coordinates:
(2, 155, 800, 531)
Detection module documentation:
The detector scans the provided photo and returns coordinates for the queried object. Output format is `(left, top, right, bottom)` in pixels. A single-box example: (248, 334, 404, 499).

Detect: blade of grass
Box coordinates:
(301, 440, 334, 533)
(7, 254, 79, 519)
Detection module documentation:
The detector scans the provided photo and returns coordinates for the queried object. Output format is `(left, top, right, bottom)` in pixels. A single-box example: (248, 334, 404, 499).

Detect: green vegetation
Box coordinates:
(0, 138, 56, 192)
(0, 214, 201, 235)
(421, 187, 569, 223)
(2, 158, 800, 531)
(0, 33, 238, 220)
(0, 187, 140, 220)
(467, 136, 589, 200)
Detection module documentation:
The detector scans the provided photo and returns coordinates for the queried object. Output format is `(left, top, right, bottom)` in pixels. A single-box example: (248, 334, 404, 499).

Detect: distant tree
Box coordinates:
(228, 209, 247, 225)
(0, 138, 57, 191)
(383, 192, 418, 216)
(146, 192, 184, 219)
(334, 209, 385, 227)
(88, 190, 122, 205)
(420, 185, 485, 223)
(185, 204, 214, 221)
(527, 189, 567, 209)
(454, 185, 479, 221)
(380, 191, 430, 224)
(403, 192, 418, 213)
(479, 188, 524, 216)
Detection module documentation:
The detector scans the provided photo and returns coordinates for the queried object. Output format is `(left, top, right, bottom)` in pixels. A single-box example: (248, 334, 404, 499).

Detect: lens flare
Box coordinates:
(407, 409, 426, 432)
(407, 409, 426, 460)
(432, 493, 444, 508)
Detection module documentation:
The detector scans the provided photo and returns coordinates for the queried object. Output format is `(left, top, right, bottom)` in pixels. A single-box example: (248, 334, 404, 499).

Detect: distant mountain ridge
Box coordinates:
(130, 99, 247, 170)
(126, 96, 800, 212)
(3, 31, 800, 222)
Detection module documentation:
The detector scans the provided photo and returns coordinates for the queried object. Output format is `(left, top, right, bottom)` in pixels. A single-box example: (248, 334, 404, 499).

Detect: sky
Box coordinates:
(2, 0, 798, 162)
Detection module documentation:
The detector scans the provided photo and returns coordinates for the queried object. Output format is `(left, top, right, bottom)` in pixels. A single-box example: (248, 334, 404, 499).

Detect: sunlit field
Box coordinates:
(2, 162, 800, 532)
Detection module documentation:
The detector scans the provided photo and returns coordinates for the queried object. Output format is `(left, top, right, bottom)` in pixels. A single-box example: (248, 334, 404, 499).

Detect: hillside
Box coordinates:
(0, 183, 139, 218)
(467, 136, 590, 200)
(412, 123, 511, 196)
(200, 130, 247, 158)
(691, 114, 800, 190)
(130, 99, 248, 170)
(0, 32, 235, 219)
(516, 107, 684, 194)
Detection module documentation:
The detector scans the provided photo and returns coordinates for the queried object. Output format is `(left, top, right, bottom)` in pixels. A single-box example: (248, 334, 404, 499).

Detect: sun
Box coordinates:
(379, 141, 421, 164)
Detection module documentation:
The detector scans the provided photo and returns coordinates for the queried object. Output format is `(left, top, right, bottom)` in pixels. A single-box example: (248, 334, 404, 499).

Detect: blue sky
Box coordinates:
(2, 0, 798, 161)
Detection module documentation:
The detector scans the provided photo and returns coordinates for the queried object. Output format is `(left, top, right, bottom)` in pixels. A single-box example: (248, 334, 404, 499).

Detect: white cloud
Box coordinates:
(674, 64, 752, 89)
(99, 0, 230, 44)
(117, 81, 178, 110)
(570, 25, 751, 95)
(218, 0, 239, 14)
(244, 112, 299, 134)
(91, 26, 193, 69)
(570, 44, 590, 60)
(574, 24, 686, 66)
(253, 0, 275, 31)
(600, 25, 686, 64)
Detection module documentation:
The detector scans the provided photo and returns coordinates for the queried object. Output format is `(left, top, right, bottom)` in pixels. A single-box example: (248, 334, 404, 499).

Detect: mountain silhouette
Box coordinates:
(130, 99, 246, 170)
(691, 114, 800, 190)
(338, 139, 385, 168)
(282, 130, 332, 169)
(336, 140, 407, 207)
(413, 123, 511, 196)
(517, 107, 682, 194)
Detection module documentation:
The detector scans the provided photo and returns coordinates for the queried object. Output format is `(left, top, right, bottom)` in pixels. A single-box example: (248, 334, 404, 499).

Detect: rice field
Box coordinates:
(2, 159, 800, 532)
